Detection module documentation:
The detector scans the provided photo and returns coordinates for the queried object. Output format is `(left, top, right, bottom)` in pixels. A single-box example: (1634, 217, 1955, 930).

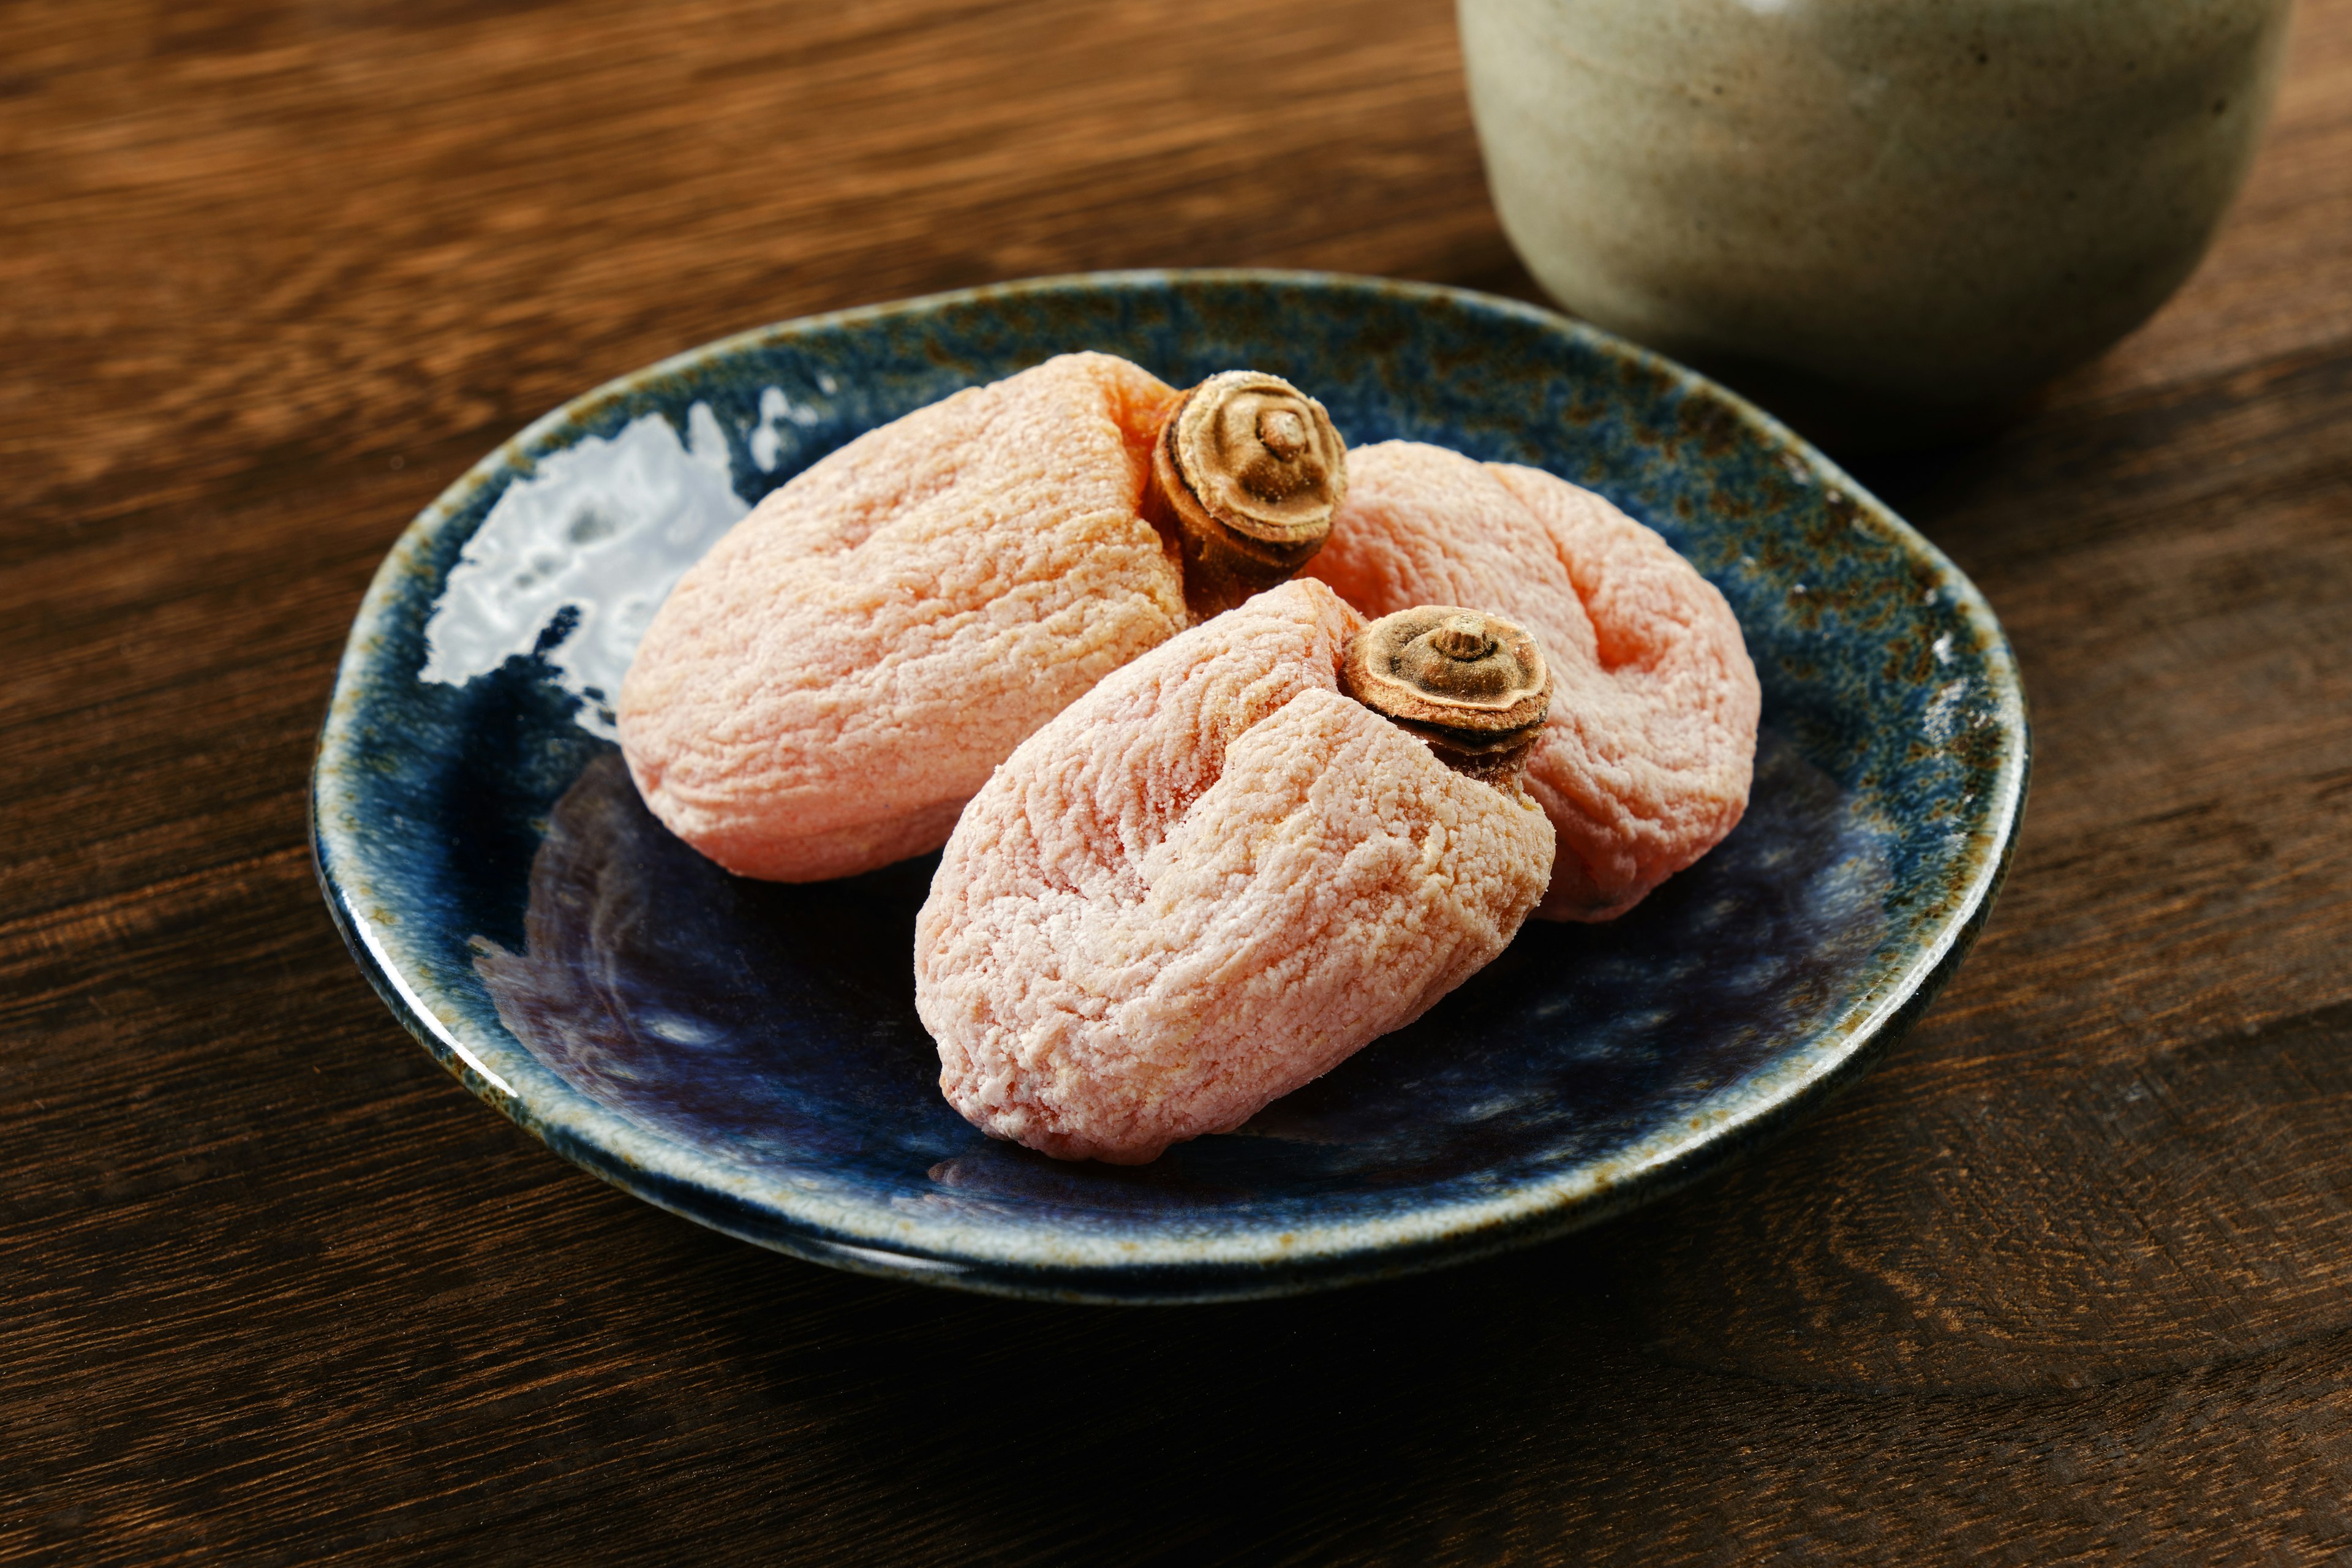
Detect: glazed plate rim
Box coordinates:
(312, 268, 2029, 1302)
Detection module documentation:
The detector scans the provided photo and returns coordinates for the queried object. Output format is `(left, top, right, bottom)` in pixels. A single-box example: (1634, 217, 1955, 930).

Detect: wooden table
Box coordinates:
(8, 2, 2350, 1559)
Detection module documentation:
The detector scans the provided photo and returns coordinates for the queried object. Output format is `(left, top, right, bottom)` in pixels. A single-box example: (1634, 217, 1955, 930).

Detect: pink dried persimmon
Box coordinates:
(618, 354, 1346, 883)
(915, 578, 1556, 1166)
(1306, 441, 1760, 922)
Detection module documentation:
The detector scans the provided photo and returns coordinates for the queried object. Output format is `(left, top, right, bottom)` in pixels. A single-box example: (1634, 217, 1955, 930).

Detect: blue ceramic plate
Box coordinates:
(313, 271, 2026, 1303)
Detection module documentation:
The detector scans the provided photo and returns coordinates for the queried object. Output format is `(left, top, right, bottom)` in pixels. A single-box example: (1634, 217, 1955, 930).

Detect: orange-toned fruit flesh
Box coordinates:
(1306, 442, 1760, 921)
(618, 353, 1187, 881)
(916, 580, 1556, 1164)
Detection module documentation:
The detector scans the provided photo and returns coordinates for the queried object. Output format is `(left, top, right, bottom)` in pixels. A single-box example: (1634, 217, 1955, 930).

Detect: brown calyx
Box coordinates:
(1146, 370, 1347, 621)
(1340, 606, 1553, 783)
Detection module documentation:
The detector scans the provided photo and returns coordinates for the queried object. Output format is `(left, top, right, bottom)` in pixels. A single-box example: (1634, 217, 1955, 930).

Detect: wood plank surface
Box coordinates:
(4, 0, 2349, 1561)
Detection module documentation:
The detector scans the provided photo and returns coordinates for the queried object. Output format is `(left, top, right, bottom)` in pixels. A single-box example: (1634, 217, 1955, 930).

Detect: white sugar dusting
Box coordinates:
(420, 402, 750, 737)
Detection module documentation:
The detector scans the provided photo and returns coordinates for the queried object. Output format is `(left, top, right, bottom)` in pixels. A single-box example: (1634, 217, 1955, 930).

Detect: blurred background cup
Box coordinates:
(1461, 0, 2296, 451)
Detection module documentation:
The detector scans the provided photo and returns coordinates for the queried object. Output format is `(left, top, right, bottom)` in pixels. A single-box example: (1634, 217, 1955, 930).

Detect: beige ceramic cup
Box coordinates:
(1461, 0, 2294, 447)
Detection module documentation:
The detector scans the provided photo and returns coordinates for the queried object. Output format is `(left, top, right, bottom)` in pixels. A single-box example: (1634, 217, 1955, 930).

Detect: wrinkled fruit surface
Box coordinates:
(1306, 442, 1759, 921)
(916, 579, 1556, 1164)
(619, 353, 1187, 881)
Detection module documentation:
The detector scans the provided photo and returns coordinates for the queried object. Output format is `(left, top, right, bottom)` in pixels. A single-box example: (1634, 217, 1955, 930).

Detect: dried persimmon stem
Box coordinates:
(1147, 371, 1346, 621)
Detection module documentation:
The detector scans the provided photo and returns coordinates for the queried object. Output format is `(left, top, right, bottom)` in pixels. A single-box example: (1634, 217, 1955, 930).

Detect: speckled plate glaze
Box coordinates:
(313, 271, 2027, 1303)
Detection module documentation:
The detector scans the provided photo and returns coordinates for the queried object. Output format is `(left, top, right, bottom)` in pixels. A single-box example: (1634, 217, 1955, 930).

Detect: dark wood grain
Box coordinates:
(4, 0, 2350, 1561)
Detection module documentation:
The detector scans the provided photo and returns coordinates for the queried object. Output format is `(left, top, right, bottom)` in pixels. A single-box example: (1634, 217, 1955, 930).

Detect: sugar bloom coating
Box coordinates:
(1306, 441, 1760, 921)
(916, 579, 1556, 1164)
(618, 353, 1188, 881)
